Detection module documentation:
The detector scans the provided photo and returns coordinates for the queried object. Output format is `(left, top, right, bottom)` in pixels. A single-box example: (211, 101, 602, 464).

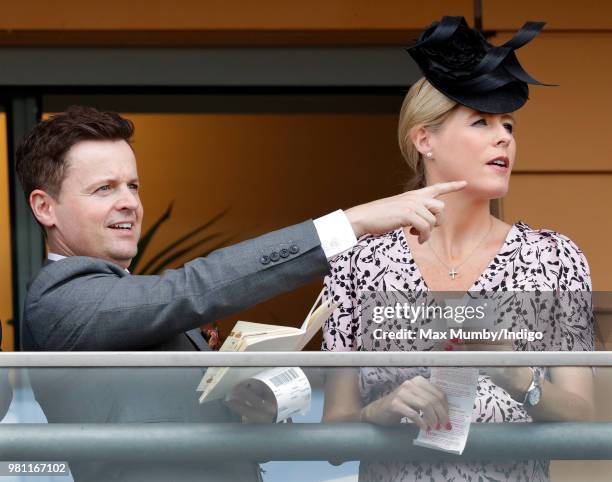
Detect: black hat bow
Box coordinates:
(407, 16, 551, 113)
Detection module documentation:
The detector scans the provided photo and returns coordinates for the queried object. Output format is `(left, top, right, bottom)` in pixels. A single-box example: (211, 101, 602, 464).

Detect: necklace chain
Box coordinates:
(427, 217, 494, 280)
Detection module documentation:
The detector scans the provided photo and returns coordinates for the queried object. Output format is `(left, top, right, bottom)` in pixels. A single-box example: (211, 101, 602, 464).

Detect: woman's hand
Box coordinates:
(224, 381, 277, 423)
(345, 181, 467, 243)
(360, 376, 451, 431)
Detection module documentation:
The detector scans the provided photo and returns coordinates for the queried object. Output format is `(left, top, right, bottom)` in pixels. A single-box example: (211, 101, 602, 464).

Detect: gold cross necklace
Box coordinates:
(427, 217, 494, 280)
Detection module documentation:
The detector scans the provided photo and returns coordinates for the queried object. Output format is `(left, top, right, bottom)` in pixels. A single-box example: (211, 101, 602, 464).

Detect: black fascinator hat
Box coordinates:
(407, 16, 549, 113)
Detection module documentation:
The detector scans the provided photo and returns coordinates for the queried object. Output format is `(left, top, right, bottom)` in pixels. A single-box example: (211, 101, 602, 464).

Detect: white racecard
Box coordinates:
(250, 367, 311, 422)
(413, 367, 479, 455)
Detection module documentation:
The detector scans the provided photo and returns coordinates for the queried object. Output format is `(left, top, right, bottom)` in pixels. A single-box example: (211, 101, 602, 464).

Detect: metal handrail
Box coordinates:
(0, 352, 610, 367)
(0, 423, 611, 462)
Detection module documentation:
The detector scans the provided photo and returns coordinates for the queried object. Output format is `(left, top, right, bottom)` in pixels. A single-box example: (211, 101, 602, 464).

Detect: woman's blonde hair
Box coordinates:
(398, 78, 458, 190)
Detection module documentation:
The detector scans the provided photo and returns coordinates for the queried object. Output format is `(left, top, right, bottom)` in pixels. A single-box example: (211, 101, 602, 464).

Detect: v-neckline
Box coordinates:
(398, 222, 519, 293)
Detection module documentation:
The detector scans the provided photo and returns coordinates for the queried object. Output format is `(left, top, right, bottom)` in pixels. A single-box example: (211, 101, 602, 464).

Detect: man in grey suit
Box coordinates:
(16, 106, 463, 480)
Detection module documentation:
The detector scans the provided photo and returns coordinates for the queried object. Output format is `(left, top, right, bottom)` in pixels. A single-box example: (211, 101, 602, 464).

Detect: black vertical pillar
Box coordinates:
(6, 95, 44, 350)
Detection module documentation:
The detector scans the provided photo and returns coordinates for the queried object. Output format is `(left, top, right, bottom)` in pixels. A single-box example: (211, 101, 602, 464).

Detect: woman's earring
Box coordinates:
(426, 152, 433, 159)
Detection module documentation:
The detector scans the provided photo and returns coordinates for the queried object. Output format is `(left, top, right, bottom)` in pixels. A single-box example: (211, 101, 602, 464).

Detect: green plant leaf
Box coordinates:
(130, 202, 173, 273)
(137, 208, 230, 275)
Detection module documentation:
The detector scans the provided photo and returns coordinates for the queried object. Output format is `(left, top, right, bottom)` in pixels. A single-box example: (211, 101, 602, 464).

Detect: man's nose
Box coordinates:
(115, 185, 140, 211)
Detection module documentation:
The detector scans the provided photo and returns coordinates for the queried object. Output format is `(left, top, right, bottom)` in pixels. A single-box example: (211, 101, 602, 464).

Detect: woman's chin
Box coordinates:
(488, 186, 509, 199)
(467, 182, 509, 200)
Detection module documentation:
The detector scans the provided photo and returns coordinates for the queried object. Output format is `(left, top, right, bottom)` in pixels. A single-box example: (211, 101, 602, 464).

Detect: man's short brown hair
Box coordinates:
(16, 105, 135, 200)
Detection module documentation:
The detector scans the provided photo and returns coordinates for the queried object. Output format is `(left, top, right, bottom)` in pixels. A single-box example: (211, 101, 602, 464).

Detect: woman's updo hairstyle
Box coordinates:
(398, 78, 457, 190)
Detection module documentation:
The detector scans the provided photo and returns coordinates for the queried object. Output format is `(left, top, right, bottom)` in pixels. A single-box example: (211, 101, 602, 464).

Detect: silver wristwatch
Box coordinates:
(522, 367, 542, 408)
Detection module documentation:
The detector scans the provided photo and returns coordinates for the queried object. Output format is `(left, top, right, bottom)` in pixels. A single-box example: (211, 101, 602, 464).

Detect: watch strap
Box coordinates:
(522, 367, 541, 407)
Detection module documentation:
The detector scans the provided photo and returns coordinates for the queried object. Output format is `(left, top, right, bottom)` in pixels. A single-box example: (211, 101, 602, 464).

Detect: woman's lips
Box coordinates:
(486, 156, 510, 173)
(487, 163, 509, 173)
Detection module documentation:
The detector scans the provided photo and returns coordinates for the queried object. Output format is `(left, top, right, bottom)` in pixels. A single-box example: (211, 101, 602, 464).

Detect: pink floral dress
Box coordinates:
(323, 222, 593, 482)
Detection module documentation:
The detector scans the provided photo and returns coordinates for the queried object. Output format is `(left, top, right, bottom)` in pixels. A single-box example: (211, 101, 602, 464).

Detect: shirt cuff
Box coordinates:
(313, 210, 357, 259)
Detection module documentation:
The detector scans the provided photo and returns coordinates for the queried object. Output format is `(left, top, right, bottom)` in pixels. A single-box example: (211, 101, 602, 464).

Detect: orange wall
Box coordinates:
(484, 0, 612, 30)
(0, 114, 13, 352)
(1, 1, 471, 30)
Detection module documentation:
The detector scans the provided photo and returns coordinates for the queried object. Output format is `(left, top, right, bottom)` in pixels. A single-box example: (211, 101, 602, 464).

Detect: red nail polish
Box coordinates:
(446, 423, 452, 430)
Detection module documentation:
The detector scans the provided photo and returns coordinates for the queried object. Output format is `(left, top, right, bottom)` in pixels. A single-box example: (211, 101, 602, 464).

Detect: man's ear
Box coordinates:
(410, 125, 433, 157)
(29, 189, 57, 228)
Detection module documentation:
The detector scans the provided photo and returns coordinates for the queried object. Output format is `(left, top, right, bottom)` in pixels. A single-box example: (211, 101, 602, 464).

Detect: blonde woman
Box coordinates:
(323, 17, 593, 482)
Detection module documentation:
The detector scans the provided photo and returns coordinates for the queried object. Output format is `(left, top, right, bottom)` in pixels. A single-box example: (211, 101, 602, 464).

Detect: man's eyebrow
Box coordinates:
(82, 178, 115, 190)
(83, 177, 140, 189)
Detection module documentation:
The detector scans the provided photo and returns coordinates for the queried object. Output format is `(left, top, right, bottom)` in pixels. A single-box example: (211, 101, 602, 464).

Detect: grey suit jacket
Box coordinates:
(23, 220, 329, 481)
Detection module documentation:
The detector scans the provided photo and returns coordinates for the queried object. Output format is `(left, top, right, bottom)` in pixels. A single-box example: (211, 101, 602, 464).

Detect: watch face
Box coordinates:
(528, 387, 541, 406)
